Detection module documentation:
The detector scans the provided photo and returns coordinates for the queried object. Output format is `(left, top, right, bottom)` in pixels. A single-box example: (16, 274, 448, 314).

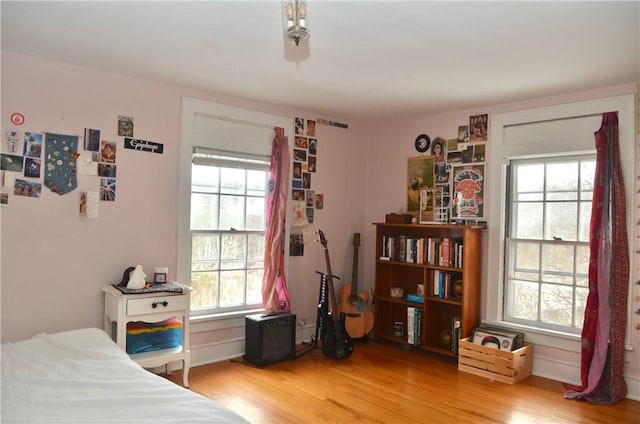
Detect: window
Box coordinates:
(504, 155, 595, 333)
(189, 149, 269, 314)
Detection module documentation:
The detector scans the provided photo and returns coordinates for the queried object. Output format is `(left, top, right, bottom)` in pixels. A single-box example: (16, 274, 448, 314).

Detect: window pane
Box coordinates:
(578, 202, 591, 242)
(190, 193, 219, 230)
(191, 271, 218, 310)
(220, 195, 245, 230)
(512, 241, 540, 281)
(545, 202, 577, 241)
(192, 164, 219, 194)
(516, 164, 544, 193)
(580, 161, 595, 193)
(575, 287, 588, 329)
(191, 234, 219, 271)
(547, 162, 577, 192)
(220, 234, 246, 270)
(515, 203, 543, 239)
(511, 279, 538, 320)
(246, 197, 265, 230)
(575, 245, 589, 286)
(220, 167, 245, 195)
(248, 234, 264, 267)
(541, 244, 574, 284)
(247, 170, 266, 196)
(541, 283, 573, 326)
(219, 270, 245, 307)
(246, 269, 263, 305)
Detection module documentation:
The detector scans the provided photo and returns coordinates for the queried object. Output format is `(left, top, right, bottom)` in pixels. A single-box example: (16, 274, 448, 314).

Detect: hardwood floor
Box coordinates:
(166, 339, 639, 423)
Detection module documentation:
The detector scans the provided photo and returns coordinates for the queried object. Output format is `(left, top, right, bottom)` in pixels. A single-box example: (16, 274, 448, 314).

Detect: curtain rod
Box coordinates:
(194, 112, 276, 130)
(503, 111, 616, 128)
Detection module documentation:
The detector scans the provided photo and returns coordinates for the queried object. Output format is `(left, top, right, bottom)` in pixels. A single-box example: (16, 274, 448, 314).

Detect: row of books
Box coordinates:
(432, 270, 462, 299)
(407, 307, 423, 346)
(380, 235, 464, 268)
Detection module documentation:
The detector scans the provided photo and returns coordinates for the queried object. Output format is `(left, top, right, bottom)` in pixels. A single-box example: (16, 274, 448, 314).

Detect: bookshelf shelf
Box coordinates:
(373, 222, 483, 357)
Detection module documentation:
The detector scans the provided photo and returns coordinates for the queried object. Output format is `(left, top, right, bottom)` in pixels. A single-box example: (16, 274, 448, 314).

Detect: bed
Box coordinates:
(1, 327, 249, 423)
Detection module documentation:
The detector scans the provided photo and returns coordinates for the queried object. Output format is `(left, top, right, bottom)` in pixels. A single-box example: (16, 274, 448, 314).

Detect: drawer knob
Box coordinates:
(152, 301, 168, 308)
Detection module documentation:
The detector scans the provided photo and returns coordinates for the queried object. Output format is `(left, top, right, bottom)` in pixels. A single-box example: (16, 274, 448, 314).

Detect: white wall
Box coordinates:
(0, 52, 367, 349)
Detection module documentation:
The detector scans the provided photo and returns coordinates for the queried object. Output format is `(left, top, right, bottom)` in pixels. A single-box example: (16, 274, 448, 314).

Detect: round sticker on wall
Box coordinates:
(10, 112, 25, 126)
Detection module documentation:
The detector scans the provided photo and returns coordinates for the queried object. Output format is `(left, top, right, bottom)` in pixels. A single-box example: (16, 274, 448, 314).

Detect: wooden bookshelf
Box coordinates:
(373, 223, 483, 357)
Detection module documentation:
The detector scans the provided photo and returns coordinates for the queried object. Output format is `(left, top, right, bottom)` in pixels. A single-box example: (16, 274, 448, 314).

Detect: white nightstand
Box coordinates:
(103, 282, 192, 387)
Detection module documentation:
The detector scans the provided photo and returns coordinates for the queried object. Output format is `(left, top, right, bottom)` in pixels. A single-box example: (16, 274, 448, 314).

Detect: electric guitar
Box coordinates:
(316, 230, 354, 359)
(338, 233, 374, 338)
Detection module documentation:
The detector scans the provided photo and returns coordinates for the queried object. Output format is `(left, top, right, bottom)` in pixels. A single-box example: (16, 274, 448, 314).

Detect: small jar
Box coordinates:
(154, 267, 168, 284)
(393, 321, 404, 337)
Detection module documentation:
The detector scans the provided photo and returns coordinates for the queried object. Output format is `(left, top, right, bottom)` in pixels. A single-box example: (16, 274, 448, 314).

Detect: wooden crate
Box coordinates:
(458, 337, 533, 384)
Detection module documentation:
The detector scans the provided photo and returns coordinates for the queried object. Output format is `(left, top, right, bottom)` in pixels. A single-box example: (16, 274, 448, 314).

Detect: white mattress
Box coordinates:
(1, 328, 248, 423)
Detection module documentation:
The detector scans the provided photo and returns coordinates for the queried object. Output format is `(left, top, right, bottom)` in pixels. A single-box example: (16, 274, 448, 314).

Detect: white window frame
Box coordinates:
(486, 94, 636, 352)
(504, 154, 595, 334)
(178, 98, 293, 322)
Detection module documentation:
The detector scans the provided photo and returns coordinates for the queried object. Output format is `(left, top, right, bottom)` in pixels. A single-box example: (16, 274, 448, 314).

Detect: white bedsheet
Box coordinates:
(1, 328, 248, 423)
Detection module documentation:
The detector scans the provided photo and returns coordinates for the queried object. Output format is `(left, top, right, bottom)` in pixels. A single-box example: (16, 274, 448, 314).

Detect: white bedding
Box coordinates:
(1, 328, 248, 423)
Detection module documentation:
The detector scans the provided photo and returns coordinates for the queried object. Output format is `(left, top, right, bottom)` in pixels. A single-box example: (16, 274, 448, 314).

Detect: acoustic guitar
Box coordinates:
(316, 230, 354, 359)
(338, 233, 374, 338)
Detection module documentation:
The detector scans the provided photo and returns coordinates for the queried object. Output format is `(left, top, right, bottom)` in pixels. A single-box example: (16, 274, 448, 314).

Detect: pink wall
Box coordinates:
(0, 51, 367, 343)
(2, 51, 638, 395)
(363, 82, 640, 392)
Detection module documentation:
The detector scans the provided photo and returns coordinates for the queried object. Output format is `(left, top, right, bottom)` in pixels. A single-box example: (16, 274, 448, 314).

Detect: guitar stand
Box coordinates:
(296, 271, 340, 359)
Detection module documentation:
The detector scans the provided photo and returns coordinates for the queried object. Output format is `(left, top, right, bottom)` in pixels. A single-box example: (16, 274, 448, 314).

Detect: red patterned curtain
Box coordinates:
(564, 112, 628, 404)
(262, 127, 291, 313)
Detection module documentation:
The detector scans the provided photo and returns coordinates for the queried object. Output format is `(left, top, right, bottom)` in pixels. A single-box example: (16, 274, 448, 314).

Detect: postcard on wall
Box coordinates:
(100, 178, 116, 201)
(77, 156, 98, 175)
(117, 116, 134, 137)
(469, 114, 488, 143)
(80, 191, 99, 218)
(306, 119, 316, 137)
(100, 140, 117, 163)
(295, 117, 304, 135)
(6, 130, 21, 153)
(290, 233, 304, 256)
(23, 132, 43, 158)
(84, 128, 101, 151)
(24, 158, 40, 178)
(1, 154, 23, 172)
(14, 178, 41, 198)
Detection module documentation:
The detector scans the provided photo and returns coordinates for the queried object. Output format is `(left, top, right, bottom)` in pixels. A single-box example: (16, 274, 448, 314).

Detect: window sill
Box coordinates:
(481, 320, 634, 353)
(190, 308, 265, 333)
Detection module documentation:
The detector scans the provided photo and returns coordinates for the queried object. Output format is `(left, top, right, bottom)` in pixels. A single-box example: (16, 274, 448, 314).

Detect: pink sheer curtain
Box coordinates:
(564, 112, 628, 404)
(262, 127, 291, 313)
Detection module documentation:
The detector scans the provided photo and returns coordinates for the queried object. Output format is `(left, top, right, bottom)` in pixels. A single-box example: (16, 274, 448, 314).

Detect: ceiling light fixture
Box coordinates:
(283, 0, 309, 46)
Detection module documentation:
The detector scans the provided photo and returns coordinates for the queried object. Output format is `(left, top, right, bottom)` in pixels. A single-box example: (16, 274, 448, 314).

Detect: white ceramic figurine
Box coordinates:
(127, 263, 147, 289)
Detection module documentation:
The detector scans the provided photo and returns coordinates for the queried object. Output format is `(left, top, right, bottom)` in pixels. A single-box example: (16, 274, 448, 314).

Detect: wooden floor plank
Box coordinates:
(166, 340, 640, 423)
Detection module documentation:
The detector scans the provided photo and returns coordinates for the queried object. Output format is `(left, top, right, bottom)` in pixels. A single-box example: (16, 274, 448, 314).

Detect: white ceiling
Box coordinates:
(2, 1, 639, 122)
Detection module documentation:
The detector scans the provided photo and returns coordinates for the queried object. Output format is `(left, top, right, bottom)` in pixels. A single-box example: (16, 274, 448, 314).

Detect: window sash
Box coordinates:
(503, 154, 594, 333)
(189, 148, 268, 315)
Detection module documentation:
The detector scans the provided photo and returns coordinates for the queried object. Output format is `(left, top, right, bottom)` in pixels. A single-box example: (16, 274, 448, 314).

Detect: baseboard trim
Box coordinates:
(533, 353, 639, 401)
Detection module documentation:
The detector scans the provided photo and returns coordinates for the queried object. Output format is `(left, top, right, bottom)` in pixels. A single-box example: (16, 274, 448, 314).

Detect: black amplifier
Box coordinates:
(244, 313, 296, 367)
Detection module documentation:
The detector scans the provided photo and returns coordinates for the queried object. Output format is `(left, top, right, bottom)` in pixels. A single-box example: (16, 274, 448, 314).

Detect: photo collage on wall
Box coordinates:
(0, 130, 44, 202)
(407, 113, 488, 224)
(1, 115, 133, 207)
(290, 117, 323, 256)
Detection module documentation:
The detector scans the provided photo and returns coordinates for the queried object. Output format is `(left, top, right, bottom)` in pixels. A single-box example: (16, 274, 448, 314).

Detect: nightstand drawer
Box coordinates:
(127, 295, 188, 316)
